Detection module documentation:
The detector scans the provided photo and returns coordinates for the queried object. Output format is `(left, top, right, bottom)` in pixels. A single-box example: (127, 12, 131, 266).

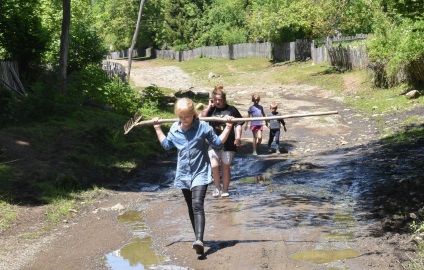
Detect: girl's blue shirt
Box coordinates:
(161, 118, 223, 190)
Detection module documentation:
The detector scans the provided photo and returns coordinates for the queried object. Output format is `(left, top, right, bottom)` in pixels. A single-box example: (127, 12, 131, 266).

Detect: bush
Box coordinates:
(67, 64, 142, 114)
(367, 16, 424, 87)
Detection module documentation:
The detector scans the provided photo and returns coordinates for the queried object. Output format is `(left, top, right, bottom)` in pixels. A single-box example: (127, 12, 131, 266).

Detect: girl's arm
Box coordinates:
(200, 99, 214, 117)
(244, 113, 251, 131)
(235, 124, 242, 147)
(152, 117, 166, 143)
(218, 116, 234, 143)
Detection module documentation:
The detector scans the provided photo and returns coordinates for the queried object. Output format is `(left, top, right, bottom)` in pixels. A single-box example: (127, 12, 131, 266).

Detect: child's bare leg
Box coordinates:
(221, 162, 231, 191)
(210, 158, 221, 189)
(257, 130, 263, 147)
(252, 130, 258, 152)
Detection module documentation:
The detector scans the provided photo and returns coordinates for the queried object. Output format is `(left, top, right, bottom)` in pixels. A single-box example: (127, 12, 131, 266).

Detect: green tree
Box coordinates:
(92, 0, 139, 51)
(366, 1, 424, 86)
(41, 0, 107, 74)
(0, 0, 50, 81)
(67, 22, 108, 74)
(58, 0, 71, 95)
(199, 0, 248, 46)
(163, 0, 210, 50)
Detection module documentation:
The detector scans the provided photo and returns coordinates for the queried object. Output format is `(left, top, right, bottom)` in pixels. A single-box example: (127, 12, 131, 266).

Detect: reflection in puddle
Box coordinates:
(106, 237, 164, 269)
(106, 210, 165, 269)
(238, 175, 271, 184)
(291, 249, 360, 264)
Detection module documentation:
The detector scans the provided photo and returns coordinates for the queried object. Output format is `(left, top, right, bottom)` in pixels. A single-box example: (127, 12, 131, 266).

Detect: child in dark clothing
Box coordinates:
(265, 102, 287, 154)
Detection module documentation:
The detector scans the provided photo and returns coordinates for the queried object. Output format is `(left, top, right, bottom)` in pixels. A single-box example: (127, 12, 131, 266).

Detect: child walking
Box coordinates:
(152, 98, 234, 255)
(245, 94, 266, 155)
(265, 102, 287, 154)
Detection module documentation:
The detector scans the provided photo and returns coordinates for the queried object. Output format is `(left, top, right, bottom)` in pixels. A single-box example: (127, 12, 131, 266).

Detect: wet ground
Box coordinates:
(104, 86, 421, 269)
(3, 60, 422, 270)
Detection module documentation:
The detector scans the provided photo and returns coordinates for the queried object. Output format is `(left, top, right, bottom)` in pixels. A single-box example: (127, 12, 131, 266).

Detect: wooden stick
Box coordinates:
(124, 111, 338, 134)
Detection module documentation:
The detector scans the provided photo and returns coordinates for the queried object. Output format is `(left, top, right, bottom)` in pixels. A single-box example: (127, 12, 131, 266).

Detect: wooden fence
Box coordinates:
(110, 41, 313, 62)
(155, 42, 272, 61)
(0, 61, 26, 95)
(101, 61, 126, 82)
(311, 34, 369, 70)
(107, 47, 153, 60)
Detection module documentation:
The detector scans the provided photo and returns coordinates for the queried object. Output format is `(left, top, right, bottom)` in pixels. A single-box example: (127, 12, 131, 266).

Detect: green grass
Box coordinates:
(0, 200, 17, 232)
(346, 86, 424, 114)
(176, 57, 349, 93)
(381, 125, 424, 144)
(42, 187, 109, 233)
(177, 57, 275, 87)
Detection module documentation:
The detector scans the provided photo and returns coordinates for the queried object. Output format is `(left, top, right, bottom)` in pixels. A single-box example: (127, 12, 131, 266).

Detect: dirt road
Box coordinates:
(1, 59, 419, 270)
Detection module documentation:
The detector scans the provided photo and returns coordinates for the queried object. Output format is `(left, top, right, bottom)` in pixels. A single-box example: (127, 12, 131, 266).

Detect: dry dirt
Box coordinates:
(0, 59, 421, 270)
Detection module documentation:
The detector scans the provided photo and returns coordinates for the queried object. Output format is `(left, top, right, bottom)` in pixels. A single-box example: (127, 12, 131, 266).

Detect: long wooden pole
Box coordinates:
(124, 111, 338, 134)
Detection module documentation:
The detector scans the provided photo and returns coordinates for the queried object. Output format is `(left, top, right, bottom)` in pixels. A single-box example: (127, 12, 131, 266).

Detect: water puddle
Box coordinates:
(291, 249, 360, 264)
(106, 210, 165, 269)
(238, 175, 271, 184)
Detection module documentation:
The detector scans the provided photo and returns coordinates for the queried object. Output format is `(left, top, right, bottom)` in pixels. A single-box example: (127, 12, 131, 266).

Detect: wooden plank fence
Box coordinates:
(311, 34, 369, 70)
(0, 61, 26, 95)
(101, 61, 126, 83)
(154, 42, 273, 61)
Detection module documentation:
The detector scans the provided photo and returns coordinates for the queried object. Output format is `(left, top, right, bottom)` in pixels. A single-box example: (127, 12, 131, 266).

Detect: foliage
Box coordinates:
(198, 0, 248, 46)
(0, 0, 50, 81)
(163, 0, 209, 50)
(40, 0, 108, 74)
(93, 0, 164, 51)
(67, 64, 142, 114)
(366, 2, 424, 85)
(245, 0, 373, 43)
(67, 23, 108, 74)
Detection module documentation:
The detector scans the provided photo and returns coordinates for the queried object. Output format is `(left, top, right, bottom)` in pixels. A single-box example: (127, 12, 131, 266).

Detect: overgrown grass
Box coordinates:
(0, 200, 17, 232)
(42, 187, 110, 232)
(346, 85, 424, 114)
(381, 124, 424, 144)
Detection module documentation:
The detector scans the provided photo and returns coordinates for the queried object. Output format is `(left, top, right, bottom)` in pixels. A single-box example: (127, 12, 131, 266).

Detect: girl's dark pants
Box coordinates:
(182, 185, 208, 242)
(268, 128, 281, 147)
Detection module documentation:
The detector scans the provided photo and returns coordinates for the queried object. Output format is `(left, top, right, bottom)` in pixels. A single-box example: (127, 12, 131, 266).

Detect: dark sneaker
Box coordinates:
(192, 240, 204, 254)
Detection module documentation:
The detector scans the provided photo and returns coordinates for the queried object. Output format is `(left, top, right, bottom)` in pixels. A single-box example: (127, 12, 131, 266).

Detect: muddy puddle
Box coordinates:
(113, 144, 378, 268)
(106, 210, 165, 269)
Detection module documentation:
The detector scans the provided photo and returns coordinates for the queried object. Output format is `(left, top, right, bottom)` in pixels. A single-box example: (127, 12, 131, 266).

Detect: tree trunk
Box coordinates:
(127, 0, 146, 82)
(58, 0, 71, 95)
